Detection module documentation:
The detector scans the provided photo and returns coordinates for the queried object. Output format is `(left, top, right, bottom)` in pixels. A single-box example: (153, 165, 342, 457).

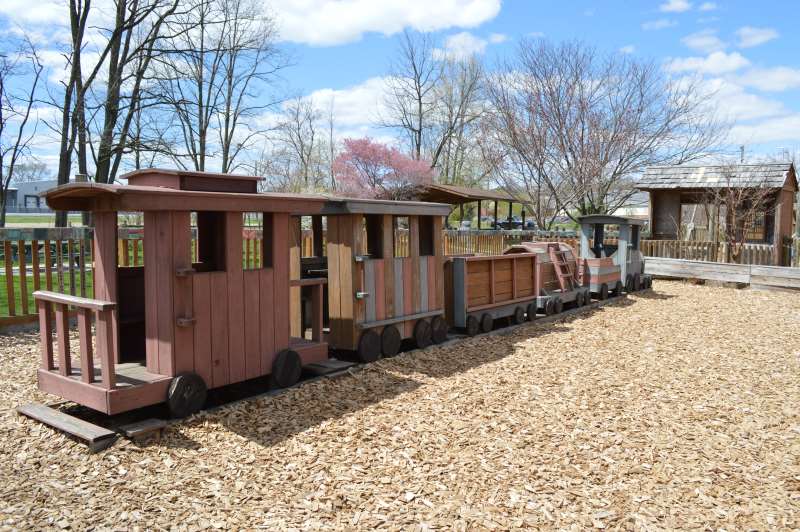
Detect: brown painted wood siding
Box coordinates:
(465, 255, 537, 309)
(138, 211, 292, 390)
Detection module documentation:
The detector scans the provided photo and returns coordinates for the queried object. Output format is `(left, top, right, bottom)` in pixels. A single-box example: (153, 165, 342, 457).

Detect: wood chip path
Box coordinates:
(0, 281, 798, 530)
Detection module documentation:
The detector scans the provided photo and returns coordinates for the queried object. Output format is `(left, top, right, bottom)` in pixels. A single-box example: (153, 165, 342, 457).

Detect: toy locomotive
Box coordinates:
(31, 170, 650, 418)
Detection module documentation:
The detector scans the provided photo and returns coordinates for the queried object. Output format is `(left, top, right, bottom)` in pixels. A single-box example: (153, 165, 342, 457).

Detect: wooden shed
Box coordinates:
(639, 163, 797, 265)
(32, 170, 451, 416)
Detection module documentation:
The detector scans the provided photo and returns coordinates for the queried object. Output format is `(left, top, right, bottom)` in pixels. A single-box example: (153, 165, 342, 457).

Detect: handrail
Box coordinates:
(33, 290, 116, 311)
(34, 290, 117, 389)
(290, 277, 328, 287)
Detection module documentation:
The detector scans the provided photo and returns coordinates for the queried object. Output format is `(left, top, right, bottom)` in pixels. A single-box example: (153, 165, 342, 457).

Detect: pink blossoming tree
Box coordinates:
(333, 137, 433, 200)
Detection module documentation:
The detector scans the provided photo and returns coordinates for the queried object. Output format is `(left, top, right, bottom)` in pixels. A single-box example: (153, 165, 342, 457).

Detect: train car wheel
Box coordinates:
(431, 316, 449, 344)
(381, 325, 402, 357)
(599, 283, 609, 300)
(512, 306, 525, 324)
(167, 372, 207, 418)
(413, 319, 432, 349)
(480, 313, 493, 333)
(270, 349, 303, 388)
(465, 315, 480, 336)
(544, 298, 554, 315)
(554, 298, 564, 314)
(526, 302, 537, 321)
(614, 280, 624, 296)
(357, 330, 382, 363)
(575, 291, 584, 307)
(645, 276, 653, 289)
(633, 273, 642, 291)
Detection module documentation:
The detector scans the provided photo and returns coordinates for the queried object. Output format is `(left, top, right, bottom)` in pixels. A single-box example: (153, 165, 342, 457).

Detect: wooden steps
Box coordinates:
(17, 403, 117, 452)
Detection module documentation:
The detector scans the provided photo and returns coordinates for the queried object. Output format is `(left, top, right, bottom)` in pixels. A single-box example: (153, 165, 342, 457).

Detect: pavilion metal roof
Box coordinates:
(637, 163, 796, 190)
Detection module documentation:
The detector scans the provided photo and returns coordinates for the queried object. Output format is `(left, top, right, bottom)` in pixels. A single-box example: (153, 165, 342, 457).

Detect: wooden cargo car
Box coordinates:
(444, 252, 539, 336)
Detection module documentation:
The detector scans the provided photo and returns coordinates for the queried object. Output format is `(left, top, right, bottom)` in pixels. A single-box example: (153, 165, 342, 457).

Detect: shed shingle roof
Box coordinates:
(637, 163, 795, 190)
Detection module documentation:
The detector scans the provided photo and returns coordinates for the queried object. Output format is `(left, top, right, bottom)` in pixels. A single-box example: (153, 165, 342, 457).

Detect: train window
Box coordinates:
(242, 212, 270, 269)
(364, 214, 383, 258)
(262, 213, 274, 268)
(419, 216, 434, 256)
(394, 216, 409, 258)
(194, 211, 226, 272)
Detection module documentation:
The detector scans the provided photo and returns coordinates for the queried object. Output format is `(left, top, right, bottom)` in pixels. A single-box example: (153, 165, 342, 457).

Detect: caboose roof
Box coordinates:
(42, 182, 451, 216)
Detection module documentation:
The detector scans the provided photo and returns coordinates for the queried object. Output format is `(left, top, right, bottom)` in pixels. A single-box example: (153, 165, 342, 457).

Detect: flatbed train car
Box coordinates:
(29, 170, 650, 419)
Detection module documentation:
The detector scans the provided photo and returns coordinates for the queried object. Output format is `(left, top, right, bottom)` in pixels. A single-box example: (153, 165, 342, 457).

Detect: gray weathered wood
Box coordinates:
(119, 418, 167, 439)
(645, 257, 800, 290)
(17, 403, 117, 452)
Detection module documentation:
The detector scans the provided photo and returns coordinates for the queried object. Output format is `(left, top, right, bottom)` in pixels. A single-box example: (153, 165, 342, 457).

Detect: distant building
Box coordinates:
(6, 180, 59, 213)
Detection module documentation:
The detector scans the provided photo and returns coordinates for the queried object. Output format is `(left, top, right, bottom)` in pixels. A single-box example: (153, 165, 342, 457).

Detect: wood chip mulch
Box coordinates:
(0, 280, 798, 530)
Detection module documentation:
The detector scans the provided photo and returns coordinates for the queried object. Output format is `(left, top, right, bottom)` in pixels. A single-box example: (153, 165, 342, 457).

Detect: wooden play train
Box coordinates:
(30, 170, 650, 418)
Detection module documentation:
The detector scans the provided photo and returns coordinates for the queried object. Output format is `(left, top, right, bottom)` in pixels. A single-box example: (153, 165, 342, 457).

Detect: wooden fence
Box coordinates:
(640, 240, 779, 266)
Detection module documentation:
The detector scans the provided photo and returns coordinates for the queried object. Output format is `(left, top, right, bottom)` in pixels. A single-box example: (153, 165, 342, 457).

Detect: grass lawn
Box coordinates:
(4, 214, 84, 227)
(0, 271, 93, 316)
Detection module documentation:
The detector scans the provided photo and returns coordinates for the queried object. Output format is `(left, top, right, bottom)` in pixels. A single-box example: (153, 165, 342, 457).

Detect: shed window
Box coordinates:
(194, 211, 225, 272)
(394, 216, 409, 257)
(419, 216, 434, 256)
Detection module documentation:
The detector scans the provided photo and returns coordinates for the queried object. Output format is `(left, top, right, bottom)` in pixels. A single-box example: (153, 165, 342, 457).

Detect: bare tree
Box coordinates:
(0, 39, 43, 226)
(487, 39, 727, 221)
(152, 0, 285, 172)
(382, 31, 441, 162)
(702, 165, 778, 263)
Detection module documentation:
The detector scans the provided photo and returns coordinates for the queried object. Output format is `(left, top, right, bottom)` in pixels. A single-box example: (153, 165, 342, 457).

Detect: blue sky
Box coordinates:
(1, 0, 799, 169)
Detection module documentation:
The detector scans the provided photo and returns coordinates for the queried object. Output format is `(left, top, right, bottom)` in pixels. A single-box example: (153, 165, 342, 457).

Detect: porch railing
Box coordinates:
(33, 290, 117, 388)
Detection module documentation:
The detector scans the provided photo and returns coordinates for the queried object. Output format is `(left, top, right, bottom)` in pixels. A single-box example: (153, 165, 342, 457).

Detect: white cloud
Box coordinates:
(642, 18, 677, 31)
(667, 51, 750, 75)
(730, 113, 800, 145)
(698, 2, 717, 10)
(306, 77, 389, 129)
(681, 29, 726, 53)
(488, 33, 508, 44)
(735, 26, 779, 48)
(527, 31, 545, 38)
(660, 0, 692, 13)
(269, 0, 501, 46)
(0, 0, 68, 24)
(700, 78, 785, 121)
(737, 67, 800, 92)
(619, 45, 636, 54)
(433, 31, 489, 59)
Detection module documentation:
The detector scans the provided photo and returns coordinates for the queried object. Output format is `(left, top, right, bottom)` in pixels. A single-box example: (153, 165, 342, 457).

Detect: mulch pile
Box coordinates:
(1, 281, 798, 529)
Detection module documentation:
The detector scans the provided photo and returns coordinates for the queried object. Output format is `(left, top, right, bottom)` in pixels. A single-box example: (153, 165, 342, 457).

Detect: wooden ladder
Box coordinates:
(548, 244, 575, 292)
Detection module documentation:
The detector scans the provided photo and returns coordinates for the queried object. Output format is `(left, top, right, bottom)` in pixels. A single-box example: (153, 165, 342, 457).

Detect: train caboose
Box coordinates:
(31, 170, 450, 418)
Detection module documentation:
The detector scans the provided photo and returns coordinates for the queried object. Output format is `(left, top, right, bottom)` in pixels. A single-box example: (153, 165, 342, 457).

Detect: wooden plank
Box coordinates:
(225, 212, 245, 383)
(31, 240, 40, 294)
(409, 216, 420, 314)
(288, 216, 302, 338)
(55, 239, 64, 294)
(273, 214, 290, 352)
(32, 290, 115, 311)
(54, 304, 71, 375)
(119, 418, 166, 439)
(394, 258, 404, 320)
(96, 309, 116, 390)
(93, 213, 119, 364)
(4, 240, 15, 316)
(382, 215, 394, 318)
(172, 211, 194, 375)
(427, 255, 436, 311)
(44, 239, 52, 291)
(364, 259, 376, 322)
(192, 274, 213, 387)
(17, 403, 116, 452)
(356, 309, 444, 330)
(259, 268, 276, 373)
(210, 272, 229, 387)
(433, 216, 444, 311)
(18, 240, 28, 315)
(403, 256, 412, 336)
(325, 217, 341, 347)
(419, 258, 428, 312)
(375, 259, 385, 321)
(144, 212, 159, 374)
(243, 269, 261, 379)
(337, 215, 355, 348)
(77, 308, 94, 383)
(37, 299, 54, 370)
(154, 212, 174, 375)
